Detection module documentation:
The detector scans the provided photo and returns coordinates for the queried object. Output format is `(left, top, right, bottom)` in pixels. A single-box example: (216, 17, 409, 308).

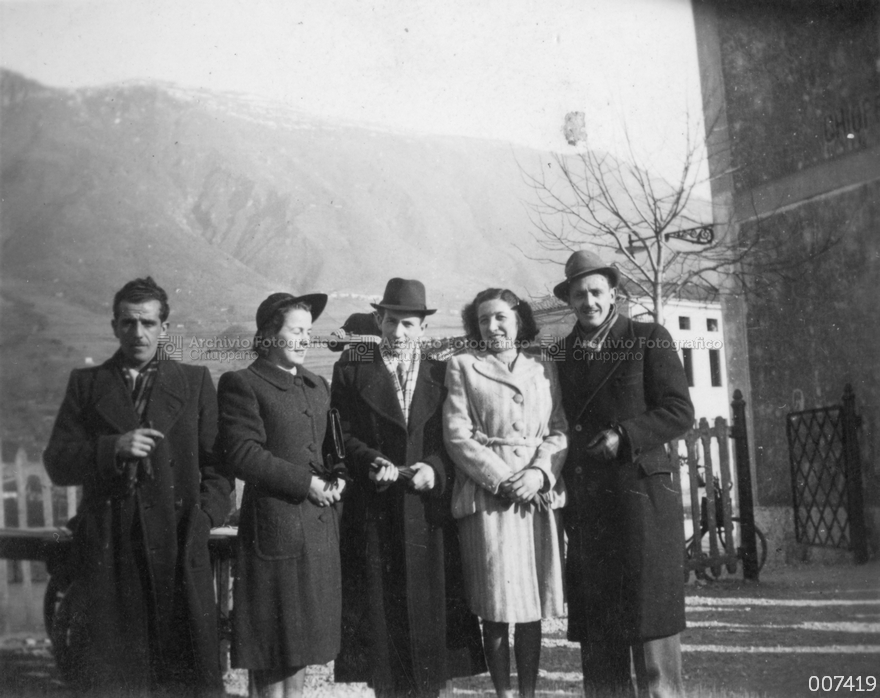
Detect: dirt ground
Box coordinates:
(1, 560, 878, 697)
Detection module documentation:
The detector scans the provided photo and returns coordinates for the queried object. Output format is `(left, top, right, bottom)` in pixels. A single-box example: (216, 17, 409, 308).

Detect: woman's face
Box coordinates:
(477, 298, 518, 354)
(266, 307, 312, 370)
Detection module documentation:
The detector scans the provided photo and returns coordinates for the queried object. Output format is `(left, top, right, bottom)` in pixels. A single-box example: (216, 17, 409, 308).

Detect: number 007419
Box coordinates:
(809, 676, 876, 692)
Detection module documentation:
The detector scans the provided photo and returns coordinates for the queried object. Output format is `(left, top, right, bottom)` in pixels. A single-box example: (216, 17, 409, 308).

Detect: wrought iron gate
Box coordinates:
(786, 384, 868, 563)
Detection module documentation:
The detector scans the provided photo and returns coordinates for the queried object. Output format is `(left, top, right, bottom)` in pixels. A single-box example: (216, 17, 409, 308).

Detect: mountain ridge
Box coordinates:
(0, 69, 564, 441)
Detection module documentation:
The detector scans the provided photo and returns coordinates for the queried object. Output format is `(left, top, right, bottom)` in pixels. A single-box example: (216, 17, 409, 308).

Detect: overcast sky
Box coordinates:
(1, 0, 704, 184)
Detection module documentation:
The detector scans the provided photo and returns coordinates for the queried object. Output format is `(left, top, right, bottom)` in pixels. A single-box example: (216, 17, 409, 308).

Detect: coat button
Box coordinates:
(574, 466, 583, 474)
(513, 394, 524, 404)
(307, 444, 317, 452)
(575, 424, 583, 432)
(514, 447, 525, 457)
(175, 498, 183, 509)
(304, 408, 312, 417)
(512, 421, 523, 432)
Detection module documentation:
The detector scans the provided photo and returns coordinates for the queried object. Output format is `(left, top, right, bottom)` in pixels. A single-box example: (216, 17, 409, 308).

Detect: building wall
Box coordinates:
(693, 0, 880, 558)
(717, 1, 880, 192)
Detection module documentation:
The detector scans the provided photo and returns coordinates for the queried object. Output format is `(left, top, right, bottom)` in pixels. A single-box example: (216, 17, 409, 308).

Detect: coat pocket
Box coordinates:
(253, 498, 305, 560)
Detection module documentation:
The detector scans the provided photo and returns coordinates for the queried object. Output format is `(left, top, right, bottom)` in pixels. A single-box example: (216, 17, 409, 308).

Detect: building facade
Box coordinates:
(693, 0, 879, 562)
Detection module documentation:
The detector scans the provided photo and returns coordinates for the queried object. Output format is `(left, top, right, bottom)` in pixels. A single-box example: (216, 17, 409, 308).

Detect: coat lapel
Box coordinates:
(144, 360, 188, 434)
(407, 360, 445, 434)
(248, 357, 298, 391)
(93, 356, 140, 434)
(357, 351, 407, 431)
(471, 351, 542, 394)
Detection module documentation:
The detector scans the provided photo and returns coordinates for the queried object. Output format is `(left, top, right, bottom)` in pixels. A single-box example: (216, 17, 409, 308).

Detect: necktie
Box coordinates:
(396, 360, 407, 389)
(131, 371, 145, 402)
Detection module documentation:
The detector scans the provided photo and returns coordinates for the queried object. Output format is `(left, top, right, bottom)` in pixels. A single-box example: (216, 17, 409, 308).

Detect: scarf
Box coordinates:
(116, 353, 159, 495)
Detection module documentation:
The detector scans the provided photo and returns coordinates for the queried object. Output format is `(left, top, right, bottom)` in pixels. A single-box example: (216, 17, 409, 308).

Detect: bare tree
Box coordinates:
(520, 118, 838, 325)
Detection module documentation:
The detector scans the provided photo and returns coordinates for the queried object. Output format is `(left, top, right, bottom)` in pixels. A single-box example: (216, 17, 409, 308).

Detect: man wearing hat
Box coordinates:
(332, 278, 485, 698)
(553, 252, 694, 698)
(44, 276, 232, 697)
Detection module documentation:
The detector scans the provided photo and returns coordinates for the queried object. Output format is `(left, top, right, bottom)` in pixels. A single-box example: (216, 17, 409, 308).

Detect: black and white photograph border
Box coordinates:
(1, 1, 878, 696)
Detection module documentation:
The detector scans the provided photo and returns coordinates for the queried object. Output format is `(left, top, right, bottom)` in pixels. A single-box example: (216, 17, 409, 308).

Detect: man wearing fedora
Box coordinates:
(553, 251, 694, 698)
(332, 278, 484, 698)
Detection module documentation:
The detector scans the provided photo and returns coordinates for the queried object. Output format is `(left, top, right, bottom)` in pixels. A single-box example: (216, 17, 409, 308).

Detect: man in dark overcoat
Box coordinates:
(553, 252, 694, 698)
(44, 277, 232, 697)
(332, 278, 485, 698)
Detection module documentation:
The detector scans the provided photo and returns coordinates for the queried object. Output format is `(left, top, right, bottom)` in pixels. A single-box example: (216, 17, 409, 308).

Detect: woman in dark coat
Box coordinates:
(217, 292, 345, 698)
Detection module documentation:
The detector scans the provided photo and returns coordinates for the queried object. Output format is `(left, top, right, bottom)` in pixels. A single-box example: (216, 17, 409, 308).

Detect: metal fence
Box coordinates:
(786, 384, 868, 563)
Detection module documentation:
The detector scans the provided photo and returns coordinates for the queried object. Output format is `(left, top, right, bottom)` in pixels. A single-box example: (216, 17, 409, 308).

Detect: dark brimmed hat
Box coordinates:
(370, 278, 436, 315)
(255, 292, 328, 330)
(553, 250, 620, 301)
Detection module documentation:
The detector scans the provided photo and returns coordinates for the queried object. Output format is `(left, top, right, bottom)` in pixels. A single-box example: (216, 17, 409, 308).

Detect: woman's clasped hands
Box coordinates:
(308, 476, 345, 507)
(498, 467, 545, 504)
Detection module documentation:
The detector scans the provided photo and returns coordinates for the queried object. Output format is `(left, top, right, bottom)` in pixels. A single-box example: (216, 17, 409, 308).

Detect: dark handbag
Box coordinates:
(314, 408, 350, 483)
(328, 408, 346, 463)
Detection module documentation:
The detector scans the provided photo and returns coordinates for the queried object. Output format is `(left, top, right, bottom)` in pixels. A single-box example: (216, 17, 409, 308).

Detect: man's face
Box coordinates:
(379, 309, 426, 358)
(568, 273, 617, 331)
(112, 300, 168, 368)
(266, 307, 312, 370)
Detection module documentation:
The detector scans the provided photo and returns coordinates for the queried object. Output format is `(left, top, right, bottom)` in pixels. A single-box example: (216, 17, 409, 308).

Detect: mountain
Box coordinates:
(0, 70, 712, 444)
(0, 70, 568, 442)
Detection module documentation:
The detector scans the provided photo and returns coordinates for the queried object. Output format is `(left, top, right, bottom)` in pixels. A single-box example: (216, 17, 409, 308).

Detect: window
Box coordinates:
(681, 348, 694, 387)
(709, 349, 722, 387)
(707, 318, 718, 332)
(678, 316, 691, 330)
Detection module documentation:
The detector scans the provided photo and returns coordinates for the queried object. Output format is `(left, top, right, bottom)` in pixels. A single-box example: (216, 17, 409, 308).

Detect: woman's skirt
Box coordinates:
(457, 502, 565, 623)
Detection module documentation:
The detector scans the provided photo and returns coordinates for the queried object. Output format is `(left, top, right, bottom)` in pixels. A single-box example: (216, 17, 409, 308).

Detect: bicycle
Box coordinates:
(684, 470, 768, 581)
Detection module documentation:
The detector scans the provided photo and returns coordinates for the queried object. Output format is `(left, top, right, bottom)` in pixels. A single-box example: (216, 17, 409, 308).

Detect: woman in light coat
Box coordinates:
(443, 288, 568, 698)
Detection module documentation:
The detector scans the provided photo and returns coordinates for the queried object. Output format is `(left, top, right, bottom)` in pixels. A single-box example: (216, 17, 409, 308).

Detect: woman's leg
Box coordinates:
(513, 621, 542, 698)
(482, 620, 513, 698)
(250, 666, 307, 698)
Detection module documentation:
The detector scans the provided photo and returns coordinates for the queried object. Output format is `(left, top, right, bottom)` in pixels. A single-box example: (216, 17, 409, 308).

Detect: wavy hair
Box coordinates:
(461, 288, 539, 347)
(113, 276, 170, 322)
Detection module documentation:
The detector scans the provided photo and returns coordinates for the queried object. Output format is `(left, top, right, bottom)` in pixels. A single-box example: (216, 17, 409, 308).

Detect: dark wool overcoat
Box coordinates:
(44, 354, 232, 697)
(216, 358, 342, 670)
(556, 315, 694, 644)
(331, 347, 485, 696)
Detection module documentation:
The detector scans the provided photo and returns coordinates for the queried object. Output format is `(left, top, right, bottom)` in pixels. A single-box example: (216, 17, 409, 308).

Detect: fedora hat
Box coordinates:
(552, 250, 619, 301)
(370, 278, 436, 315)
(256, 292, 328, 330)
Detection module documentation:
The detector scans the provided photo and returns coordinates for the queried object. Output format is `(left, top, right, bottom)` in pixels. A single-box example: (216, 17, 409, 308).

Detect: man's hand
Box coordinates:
(409, 463, 435, 492)
(369, 456, 399, 484)
(584, 429, 620, 461)
(115, 428, 164, 459)
(308, 476, 344, 507)
(499, 468, 544, 503)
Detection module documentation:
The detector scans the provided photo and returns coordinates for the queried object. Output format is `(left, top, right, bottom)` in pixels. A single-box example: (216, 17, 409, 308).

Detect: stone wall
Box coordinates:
(714, 1, 879, 192)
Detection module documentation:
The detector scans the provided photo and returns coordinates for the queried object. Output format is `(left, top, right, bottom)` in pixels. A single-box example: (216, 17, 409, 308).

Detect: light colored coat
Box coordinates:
(443, 350, 568, 519)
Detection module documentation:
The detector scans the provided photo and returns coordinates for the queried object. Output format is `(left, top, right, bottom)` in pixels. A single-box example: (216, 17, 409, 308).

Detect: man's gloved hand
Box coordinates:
(584, 429, 621, 461)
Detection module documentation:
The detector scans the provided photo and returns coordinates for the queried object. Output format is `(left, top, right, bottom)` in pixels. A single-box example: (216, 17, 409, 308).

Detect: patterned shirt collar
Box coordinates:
(381, 346, 420, 425)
